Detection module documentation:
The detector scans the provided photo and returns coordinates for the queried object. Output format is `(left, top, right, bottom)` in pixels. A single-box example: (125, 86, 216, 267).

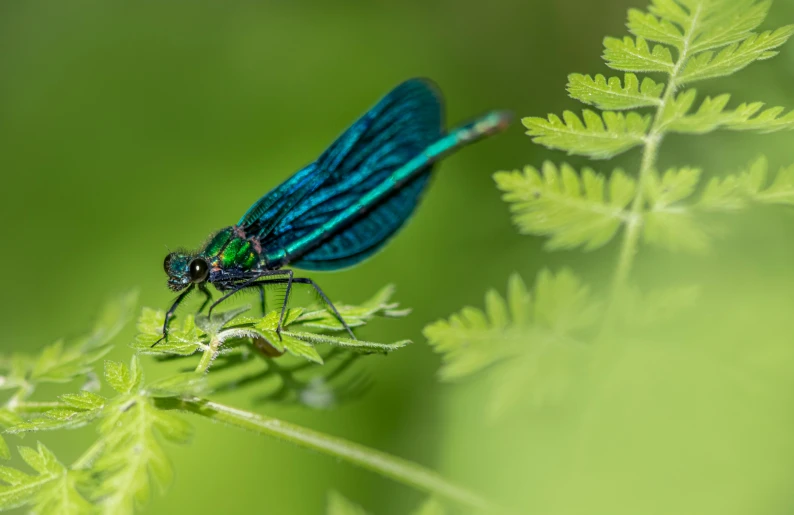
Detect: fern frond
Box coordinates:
(658, 89, 698, 129)
(522, 110, 650, 159)
(726, 106, 794, 133)
(567, 73, 664, 110)
(0, 292, 137, 392)
(643, 0, 771, 53)
(424, 271, 598, 414)
(643, 167, 709, 252)
(627, 9, 685, 49)
(698, 175, 748, 211)
(667, 94, 749, 132)
(644, 167, 702, 208)
(6, 357, 194, 514)
(0, 442, 90, 514)
(689, 0, 772, 53)
(659, 91, 794, 134)
(740, 156, 794, 205)
(85, 358, 191, 514)
(494, 162, 635, 251)
(698, 157, 794, 210)
(603, 36, 675, 73)
(680, 26, 794, 83)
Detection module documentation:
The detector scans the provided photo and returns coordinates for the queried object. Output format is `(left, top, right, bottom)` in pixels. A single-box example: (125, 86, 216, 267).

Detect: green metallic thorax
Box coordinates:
(202, 227, 260, 270)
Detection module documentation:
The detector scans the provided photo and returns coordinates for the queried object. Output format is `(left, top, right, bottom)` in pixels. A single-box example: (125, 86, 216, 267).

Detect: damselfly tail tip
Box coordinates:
(486, 110, 514, 133)
(454, 109, 513, 146)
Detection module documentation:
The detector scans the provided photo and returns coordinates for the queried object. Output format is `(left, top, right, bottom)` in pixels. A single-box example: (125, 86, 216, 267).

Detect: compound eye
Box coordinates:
(164, 253, 174, 274)
(188, 259, 209, 283)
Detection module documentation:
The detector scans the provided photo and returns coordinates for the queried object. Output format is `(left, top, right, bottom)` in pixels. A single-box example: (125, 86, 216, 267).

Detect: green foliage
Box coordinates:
(0, 442, 90, 514)
(433, 0, 794, 425)
(0, 285, 418, 513)
(0, 291, 137, 395)
(680, 27, 794, 83)
(512, 0, 794, 255)
(522, 110, 650, 159)
(425, 270, 599, 415)
(639, 158, 794, 253)
(567, 73, 664, 110)
(700, 156, 794, 208)
(495, 162, 636, 251)
(662, 92, 794, 134)
(2, 356, 197, 514)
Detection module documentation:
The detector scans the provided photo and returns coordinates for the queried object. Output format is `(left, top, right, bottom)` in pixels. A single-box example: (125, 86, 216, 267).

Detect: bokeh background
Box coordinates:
(1, 1, 794, 514)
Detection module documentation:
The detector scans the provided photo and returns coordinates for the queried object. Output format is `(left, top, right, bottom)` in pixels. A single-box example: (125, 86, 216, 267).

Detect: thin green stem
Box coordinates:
(155, 397, 496, 513)
(194, 338, 220, 374)
(609, 4, 703, 301)
(610, 135, 660, 297)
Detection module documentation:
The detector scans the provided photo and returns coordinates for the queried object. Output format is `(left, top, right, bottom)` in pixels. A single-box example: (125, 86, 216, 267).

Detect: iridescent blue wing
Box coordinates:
(239, 78, 444, 268)
(284, 110, 511, 270)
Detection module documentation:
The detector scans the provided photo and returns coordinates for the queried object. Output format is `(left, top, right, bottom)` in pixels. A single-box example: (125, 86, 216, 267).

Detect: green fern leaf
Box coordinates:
(725, 106, 794, 133)
(522, 110, 650, 159)
(658, 89, 698, 129)
(647, 0, 770, 52)
(690, 0, 772, 53)
(742, 156, 794, 205)
(132, 309, 203, 356)
(698, 174, 747, 211)
(647, 0, 692, 27)
(494, 162, 635, 251)
(567, 73, 664, 110)
(644, 167, 702, 208)
(627, 9, 685, 49)
(680, 26, 794, 83)
(642, 167, 709, 253)
(699, 157, 794, 209)
(603, 36, 675, 73)
(73, 357, 192, 515)
(0, 442, 91, 514)
(667, 94, 757, 133)
(643, 210, 710, 253)
(104, 358, 142, 395)
(424, 270, 598, 414)
(663, 93, 794, 134)
(0, 292, 137, 391)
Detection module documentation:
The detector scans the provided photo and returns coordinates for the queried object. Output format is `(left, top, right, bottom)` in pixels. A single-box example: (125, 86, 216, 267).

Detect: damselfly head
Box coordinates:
(164, 252, 209, 291)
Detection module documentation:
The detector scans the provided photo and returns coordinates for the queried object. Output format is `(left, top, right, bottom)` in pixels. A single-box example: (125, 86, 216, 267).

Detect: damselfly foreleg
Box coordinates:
(153, 284, 195, 347)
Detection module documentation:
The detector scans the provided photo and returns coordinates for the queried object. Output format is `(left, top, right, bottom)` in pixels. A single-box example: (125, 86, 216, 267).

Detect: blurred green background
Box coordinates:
(1, 1, 794, 514)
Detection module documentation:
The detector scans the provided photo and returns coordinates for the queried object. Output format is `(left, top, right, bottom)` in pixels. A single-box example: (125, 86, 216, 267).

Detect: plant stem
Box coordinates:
(156, 397, 495, 512)
(611, 134, 660, 296)
(194, 338, 220, 374)
(609, 4, 703, 300)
